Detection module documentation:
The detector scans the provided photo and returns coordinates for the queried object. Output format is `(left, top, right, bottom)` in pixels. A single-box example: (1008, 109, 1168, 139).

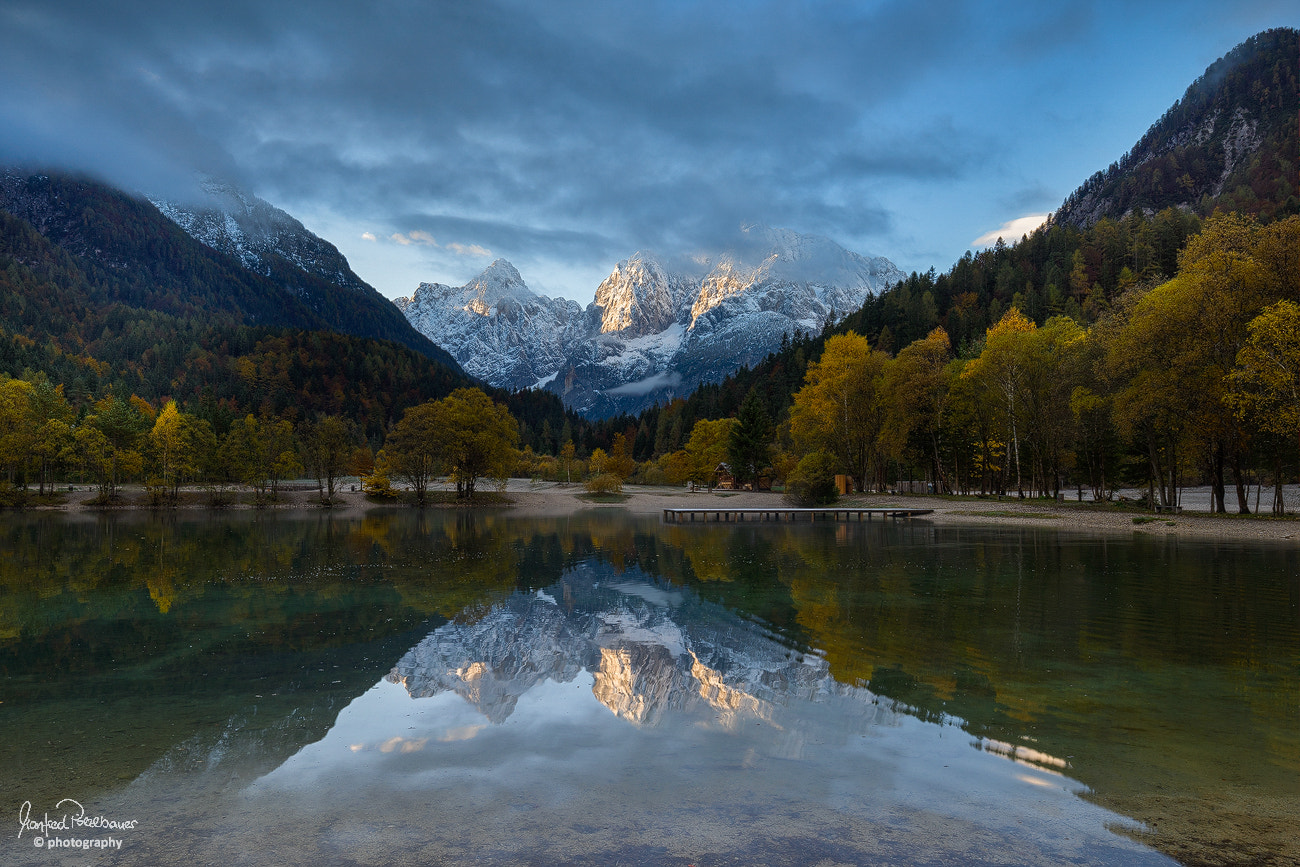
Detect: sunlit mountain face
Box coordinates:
(397, 227, 905, 417)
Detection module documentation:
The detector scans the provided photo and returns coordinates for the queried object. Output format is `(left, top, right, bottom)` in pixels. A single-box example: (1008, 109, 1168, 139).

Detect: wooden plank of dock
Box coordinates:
(661, 507, 934, 523)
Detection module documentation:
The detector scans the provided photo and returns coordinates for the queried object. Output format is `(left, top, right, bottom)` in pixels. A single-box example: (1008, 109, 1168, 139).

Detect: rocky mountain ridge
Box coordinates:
(399, 226, 905, 416)
(396, 259, 585, 389)
(138, 176, 463, 368)
(149, 179, 370, 294)
(1052, 27, 1298, 228)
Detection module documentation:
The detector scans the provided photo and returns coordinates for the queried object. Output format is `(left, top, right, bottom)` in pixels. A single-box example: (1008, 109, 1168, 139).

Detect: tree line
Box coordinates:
(0, 373, 525, 506)
(3, 208, 1296, 514)
(587, 215, 1300, 514)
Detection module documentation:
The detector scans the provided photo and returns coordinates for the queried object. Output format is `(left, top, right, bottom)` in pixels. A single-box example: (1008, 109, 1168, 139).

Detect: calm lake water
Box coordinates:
(2, 509, 1297, 866)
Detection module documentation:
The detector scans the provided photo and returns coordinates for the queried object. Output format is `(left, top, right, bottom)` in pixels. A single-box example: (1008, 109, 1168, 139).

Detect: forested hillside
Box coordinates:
(1054, 27, 1299, 228)
(0, 170, 580, 451)
(595, 207, 1205, 459)
(576, 30, 1300, 514)
(0, 171, 462, 367)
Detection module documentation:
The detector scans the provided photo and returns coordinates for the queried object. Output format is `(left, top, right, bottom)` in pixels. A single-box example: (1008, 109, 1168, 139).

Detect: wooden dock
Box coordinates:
(662, 507, 934, 524)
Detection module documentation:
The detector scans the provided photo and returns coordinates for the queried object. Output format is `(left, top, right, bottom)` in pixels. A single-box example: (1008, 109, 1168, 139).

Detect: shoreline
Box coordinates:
(18, 480, 1299, 543)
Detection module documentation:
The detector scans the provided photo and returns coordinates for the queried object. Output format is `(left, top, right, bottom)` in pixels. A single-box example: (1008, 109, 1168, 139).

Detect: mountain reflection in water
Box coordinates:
(2, 509, 1295, 866)
(239, 562, 1166, 867)
(386, 561, 842, 730)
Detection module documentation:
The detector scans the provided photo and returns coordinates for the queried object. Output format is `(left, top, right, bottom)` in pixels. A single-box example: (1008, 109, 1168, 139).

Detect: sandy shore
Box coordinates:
(509, 482, 1300, 543)
(32, 479, 1300, 543)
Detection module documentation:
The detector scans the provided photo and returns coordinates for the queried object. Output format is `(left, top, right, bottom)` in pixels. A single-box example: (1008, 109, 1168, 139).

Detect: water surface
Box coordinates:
(2, 510, 1296, 865)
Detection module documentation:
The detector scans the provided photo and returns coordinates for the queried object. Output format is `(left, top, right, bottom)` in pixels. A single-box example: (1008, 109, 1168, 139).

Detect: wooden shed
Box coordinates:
(713, 462, 737, 490)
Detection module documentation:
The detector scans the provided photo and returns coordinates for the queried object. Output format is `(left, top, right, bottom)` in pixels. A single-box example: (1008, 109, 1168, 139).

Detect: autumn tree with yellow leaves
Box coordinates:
(959, 310, 1036, 496)
(882, 328, 955, 493)
(149, 400, 216, 504)
(384, 388, 518, 501)
(1229, 300, 1300, 514)
(386, 401, 444, 505)
(789, 332, 890, 492)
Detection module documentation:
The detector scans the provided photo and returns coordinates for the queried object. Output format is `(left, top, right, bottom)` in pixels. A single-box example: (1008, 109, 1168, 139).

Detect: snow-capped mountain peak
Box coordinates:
(397, 260, 583, 389)
(593, 253, 691, 337)
(149, 178, 368, 294)
(410, 259, 533, 312)
(690, 259, 757, 325)
(463, 259, 533, 309)
(399, 227, 905, 416)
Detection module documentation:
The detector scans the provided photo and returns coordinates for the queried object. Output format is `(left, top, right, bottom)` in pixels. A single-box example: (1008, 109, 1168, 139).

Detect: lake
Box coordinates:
(2, 509, 1296, 866)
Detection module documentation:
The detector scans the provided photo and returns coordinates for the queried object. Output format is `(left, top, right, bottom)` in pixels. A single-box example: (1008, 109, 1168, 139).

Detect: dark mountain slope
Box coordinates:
(0, 170, 462, 370)
(1054, 27, 1299, 227)
(0, 171, 580, 444)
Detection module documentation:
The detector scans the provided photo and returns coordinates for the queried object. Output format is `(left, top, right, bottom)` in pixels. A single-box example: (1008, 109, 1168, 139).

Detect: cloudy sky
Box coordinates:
(1, 1, 1295, 301)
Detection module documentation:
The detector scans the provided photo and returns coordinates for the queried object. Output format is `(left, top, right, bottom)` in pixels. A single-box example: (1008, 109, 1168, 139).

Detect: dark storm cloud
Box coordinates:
(392, 212, 618, 264)
(0, 0, 982, 260)
(1001, 4, 1098, 60)
(1001, 183, 1059, 214)
(12, 0, 1282, 284)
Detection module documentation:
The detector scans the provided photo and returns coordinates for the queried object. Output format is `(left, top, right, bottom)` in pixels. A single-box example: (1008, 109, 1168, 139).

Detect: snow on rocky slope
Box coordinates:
(399, 226, 905, 416)
(146, 178, 464, 369)
(150, 179, 369, 294)
(397, 259, 585, 390)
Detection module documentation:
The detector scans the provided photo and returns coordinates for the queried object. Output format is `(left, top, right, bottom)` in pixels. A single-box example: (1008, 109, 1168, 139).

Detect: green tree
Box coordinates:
(882, 328, 954, 493)
(77, 396, 148, 499)
(1172, 213, 1274, 511)
(1229, 300, 1300, 514)
(0, 377, 37, 487)
(1019, 316, 1087, 497)
(683, 417, 735, 489)
(1101, 215, 1275, 511)
(1070, 385, 1116, 502)
(303, 415, 356, 504)
(26, 377, 74, 494)
(223, 413, 299, 502)
(727, 391, 772, 490)
(783, 450, 838, 506)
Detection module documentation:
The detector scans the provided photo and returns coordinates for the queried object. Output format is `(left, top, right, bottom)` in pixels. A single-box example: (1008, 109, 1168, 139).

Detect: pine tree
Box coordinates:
(727, 390, 773, 490)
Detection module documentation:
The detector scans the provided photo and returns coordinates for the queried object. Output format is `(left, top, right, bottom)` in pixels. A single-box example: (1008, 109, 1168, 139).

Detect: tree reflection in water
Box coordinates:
(1, 510, 1295, 866)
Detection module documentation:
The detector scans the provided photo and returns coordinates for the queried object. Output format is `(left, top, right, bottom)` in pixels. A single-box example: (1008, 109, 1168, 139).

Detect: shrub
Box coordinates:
(584, 473, 624, 494)
(638, 462, 668, 486)
(783, 451, 839, 506)
(0, 483, 33, 508)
